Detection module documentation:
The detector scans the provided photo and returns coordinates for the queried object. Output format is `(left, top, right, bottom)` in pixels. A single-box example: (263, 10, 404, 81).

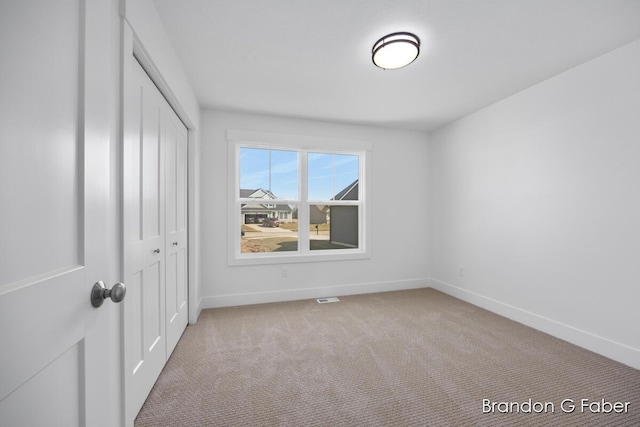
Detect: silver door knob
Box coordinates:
(91, 281, 126, 308)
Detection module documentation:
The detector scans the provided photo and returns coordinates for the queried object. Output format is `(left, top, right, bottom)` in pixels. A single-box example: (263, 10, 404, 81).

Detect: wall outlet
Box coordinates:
(458, 266, 465, 277)
(281, 267, 288, 277)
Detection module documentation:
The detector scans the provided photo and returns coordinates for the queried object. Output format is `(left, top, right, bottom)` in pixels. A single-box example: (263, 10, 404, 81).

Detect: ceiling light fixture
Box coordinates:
(372, 32, 420, 70)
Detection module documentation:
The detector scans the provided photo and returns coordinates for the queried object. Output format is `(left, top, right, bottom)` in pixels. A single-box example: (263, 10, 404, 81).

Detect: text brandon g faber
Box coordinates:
(483, 398, 631, 414)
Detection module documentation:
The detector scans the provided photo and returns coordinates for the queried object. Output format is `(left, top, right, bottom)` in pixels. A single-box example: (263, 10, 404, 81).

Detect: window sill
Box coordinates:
(228, 250, 371, 267)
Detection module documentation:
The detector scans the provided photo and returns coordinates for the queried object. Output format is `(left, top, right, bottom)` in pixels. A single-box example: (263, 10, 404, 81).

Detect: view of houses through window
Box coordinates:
(238, 146, 360, 255)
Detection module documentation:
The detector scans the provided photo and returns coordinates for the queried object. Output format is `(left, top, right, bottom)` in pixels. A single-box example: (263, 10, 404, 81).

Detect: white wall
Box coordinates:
(122, 0, 200, 125)
(428, 39, 640, 368)
(200, 110, 430, 308)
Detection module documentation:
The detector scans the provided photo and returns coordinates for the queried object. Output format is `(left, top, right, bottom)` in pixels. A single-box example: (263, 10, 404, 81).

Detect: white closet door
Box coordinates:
(123, 55, 189, 425)
(123, 58, 168, 424)
(165, 108, 189, 356)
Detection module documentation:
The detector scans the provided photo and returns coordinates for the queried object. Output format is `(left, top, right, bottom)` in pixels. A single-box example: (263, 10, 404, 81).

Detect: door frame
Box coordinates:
(120, 20, 199, 426)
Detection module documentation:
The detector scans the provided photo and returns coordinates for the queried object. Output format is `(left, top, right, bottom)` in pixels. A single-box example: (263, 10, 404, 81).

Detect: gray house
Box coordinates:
(330, 180, 358, 247)
(240, 188, 293, 224)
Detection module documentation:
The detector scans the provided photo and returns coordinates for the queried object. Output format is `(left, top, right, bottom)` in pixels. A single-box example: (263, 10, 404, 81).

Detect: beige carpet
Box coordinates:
(135, 288, 640, 426)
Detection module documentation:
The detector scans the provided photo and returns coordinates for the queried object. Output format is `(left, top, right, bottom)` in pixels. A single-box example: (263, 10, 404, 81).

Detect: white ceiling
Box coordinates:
(152, 0, 640, 132)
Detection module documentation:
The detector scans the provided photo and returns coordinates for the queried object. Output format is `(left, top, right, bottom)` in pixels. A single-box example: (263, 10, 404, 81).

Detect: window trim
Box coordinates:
(227, 129, 372, 266)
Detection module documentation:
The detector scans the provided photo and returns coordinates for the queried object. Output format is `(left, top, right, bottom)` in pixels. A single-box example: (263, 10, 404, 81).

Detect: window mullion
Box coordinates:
(298, 149, 309, 254)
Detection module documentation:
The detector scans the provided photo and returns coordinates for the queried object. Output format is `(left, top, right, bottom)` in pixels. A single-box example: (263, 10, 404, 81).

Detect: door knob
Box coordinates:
(153, 248, 161, 254)
(91, 281, 126, 308)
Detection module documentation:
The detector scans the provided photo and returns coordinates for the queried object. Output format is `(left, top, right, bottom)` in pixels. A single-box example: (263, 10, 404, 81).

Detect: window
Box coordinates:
(307, 152, 359, 251)
(228, 130, 371, 265)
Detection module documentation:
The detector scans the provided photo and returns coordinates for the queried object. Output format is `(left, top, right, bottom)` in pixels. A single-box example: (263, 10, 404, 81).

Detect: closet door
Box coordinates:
(124, 55, 189, 425)
(165, 108, 189, 356)
(123, 58, 168, 423)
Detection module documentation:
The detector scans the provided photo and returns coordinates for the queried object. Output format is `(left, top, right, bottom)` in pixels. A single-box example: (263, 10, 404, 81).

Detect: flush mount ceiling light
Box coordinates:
(372, 32, 420, 70)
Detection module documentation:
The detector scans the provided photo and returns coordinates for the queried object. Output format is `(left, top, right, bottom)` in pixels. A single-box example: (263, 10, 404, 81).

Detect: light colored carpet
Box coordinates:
(135, 288, 640, 426)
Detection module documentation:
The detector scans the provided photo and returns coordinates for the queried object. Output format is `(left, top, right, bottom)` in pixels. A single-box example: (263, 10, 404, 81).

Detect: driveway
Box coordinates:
(243, 223, 295, 240)
(243, 224, 330, 240)
(244, 224, 292, 233)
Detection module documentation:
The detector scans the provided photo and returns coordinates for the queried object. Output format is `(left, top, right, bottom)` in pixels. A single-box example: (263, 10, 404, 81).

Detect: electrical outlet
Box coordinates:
(281, 267, 288, 277)
(458, 266, 465, 277)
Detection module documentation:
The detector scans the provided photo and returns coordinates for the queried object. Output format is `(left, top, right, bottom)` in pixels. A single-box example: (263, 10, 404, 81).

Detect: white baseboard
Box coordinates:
(429, 278, 640, 370)
(189, 297, 204, 324)
(199, 278, 430, 309)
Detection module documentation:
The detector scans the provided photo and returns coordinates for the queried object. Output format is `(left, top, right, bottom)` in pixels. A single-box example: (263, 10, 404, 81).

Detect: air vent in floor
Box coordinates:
(316, 297, 340, 304)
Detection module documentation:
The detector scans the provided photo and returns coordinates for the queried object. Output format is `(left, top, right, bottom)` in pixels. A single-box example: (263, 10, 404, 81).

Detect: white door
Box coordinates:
(123, 59, 168, 423)
(0, 1, 116, 426)
(123, 56, 189, 425)
(165, 108, 189, 355)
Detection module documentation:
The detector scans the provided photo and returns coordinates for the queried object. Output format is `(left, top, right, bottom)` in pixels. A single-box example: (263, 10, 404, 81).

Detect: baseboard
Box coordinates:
(429, 278, 640, 370)
(189, 297, 204, 324)
(199, 278, 430, 309)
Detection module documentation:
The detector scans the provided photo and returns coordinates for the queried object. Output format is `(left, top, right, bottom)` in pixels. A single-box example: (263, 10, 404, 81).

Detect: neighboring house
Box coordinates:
(330, 180, 359, 247)
(333, 180, 358, 201)
(241, 188, 293, 224)
(310, 205, 329, 224)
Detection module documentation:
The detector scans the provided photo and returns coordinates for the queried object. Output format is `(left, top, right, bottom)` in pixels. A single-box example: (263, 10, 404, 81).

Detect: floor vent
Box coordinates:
(317, 297, 340, 304)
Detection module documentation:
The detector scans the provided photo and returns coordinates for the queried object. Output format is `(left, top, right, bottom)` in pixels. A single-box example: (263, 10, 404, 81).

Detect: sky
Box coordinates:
(240, 147, 358, 201)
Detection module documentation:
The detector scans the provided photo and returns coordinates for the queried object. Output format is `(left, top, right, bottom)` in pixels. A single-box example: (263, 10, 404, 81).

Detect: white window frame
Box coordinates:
(227, 129, 372, 266)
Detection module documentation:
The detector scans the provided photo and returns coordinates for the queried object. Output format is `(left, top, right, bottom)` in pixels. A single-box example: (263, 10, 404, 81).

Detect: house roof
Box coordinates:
(240, 188, 292, 212)
(240, 188, 277, 199)
(333, 180, 358, 201)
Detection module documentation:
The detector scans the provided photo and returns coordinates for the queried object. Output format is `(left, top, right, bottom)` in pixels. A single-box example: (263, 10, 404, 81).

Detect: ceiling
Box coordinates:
(152, 0, 640, 132)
